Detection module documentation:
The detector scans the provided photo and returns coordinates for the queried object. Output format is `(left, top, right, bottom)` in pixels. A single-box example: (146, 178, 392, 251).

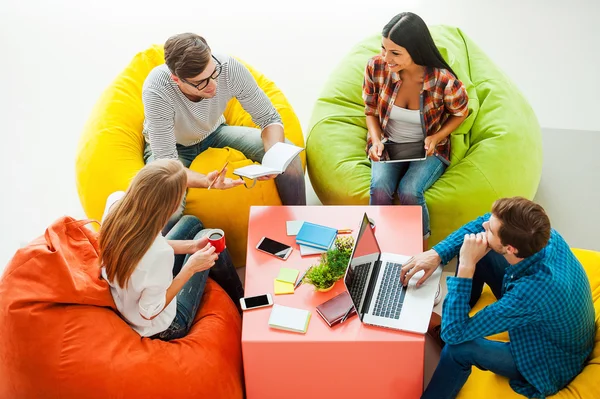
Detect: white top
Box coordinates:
(142, 52, 283, 160)
(100, 191, 176, 337)
(385, 105, 423, 143)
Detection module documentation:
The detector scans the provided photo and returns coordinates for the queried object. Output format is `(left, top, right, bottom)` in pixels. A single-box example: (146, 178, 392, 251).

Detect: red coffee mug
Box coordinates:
(207, 229, 226, 253)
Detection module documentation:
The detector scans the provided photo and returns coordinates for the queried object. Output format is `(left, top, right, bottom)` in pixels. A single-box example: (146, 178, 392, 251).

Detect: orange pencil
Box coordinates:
(207, 161, 229, 190)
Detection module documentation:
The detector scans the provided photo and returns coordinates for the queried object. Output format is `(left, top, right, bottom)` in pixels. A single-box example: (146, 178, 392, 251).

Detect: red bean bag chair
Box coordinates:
(0, 217, 243, 399)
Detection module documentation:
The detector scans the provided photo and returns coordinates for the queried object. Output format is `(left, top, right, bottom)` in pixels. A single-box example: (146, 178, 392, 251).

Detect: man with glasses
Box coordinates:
(142, 33, 306, 221)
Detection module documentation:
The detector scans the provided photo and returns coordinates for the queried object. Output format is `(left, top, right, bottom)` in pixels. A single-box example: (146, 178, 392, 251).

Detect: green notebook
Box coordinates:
(268, 304, 311, 334)
(276, 268, 300, 285)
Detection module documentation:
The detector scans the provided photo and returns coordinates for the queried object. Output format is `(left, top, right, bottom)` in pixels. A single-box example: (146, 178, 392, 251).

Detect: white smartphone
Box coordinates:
(240, 293, 274, 311)
(256, 236, 293, 260)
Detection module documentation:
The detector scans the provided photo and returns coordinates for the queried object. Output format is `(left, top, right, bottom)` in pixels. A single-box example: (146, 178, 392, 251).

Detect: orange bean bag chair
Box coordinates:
(0, 217, 243, 399)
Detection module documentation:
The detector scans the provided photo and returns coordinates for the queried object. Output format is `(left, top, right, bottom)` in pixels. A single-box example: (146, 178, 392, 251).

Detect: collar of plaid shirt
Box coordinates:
(387, 67, 439, 91)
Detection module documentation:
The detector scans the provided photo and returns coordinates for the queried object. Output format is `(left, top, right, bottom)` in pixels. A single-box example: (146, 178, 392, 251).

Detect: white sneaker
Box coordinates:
(433, 284, 442, 306)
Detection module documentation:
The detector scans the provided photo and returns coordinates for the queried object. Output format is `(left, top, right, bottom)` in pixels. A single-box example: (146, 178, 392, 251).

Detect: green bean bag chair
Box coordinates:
(306, 25, 542, 247)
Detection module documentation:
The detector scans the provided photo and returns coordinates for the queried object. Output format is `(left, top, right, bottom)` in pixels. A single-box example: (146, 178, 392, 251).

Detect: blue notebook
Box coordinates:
(295, 222, 337, 250)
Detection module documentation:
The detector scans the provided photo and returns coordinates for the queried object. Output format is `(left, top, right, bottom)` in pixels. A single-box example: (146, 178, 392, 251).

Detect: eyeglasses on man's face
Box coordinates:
(182, 55, 222, 91)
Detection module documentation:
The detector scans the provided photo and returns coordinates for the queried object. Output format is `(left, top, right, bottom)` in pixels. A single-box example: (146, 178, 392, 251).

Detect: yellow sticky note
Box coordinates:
(274, 280, 295, 295)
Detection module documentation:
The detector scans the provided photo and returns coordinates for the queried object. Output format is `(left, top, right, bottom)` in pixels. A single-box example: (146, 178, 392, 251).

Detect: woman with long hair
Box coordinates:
(99, 159, 243, 340)
(364, 12, 469, 245)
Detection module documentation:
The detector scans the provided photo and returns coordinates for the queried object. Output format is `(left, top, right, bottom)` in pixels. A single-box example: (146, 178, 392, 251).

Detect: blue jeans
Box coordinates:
(467, 250, 510, 308)
(422, 251, 524, 398)
(152, 215, 243, 341)
(421, 338, 524, 399)
(144, 124, 306, 230)
(370, 156, 445, 238)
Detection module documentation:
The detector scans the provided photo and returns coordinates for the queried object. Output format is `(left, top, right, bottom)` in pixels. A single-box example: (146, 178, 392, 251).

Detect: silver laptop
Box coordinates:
(342, 213, 442, 334)
(378, 141, 427, 163)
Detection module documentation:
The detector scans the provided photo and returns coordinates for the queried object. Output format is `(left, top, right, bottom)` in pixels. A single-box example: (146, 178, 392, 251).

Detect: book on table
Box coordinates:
(268, 304, 311, 334)
(233, 142, 304, 179)
(295, 222, 338, 251)
(315, 291, 356, 327)
(299, 244, 329, 256)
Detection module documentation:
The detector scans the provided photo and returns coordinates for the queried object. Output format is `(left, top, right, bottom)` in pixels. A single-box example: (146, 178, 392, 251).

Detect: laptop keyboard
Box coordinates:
(348, 263, 370, 302)
(373, 262, 406, 319)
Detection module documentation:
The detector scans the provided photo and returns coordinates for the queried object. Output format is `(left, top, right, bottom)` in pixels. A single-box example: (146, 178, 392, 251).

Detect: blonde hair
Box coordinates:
(100, 159, 187, 288)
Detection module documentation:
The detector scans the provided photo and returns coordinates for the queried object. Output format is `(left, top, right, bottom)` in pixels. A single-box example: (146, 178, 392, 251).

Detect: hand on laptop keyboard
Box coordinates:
(400, 249, 442, 287)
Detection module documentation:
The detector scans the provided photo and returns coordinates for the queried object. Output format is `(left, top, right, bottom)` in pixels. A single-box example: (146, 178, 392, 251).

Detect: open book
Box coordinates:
(233, 142, 304, 179)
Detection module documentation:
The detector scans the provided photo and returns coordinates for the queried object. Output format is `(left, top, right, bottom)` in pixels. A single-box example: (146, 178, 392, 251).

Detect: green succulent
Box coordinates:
(303, 236, 355, 290)
(303, 263, 338, 290)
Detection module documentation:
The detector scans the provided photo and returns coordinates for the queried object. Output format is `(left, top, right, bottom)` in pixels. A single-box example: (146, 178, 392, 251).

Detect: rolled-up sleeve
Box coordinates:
(142, 89, 179, 160)
(363, 60, 379, 117)
(226, 58, 283, 130)
(444, 76, 469, 117)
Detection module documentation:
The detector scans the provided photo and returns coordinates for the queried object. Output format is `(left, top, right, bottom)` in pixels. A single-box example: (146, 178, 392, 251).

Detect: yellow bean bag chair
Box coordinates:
(76, 46, 305, 266)
(457, 249, 600, 399)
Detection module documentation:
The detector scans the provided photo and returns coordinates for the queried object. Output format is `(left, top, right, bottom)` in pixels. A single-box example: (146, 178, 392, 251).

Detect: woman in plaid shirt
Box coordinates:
(363, 12, 469, 242)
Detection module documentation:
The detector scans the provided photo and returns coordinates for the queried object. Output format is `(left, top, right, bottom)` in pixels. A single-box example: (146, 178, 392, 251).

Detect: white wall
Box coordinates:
(1, 0, 599, 269)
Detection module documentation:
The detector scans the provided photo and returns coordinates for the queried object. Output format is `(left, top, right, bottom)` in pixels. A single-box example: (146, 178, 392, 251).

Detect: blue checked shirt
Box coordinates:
(433, 214, 595, 398)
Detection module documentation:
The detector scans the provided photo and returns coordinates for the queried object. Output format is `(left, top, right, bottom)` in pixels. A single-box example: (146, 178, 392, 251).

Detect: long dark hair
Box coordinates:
(382, 12, 457, 76)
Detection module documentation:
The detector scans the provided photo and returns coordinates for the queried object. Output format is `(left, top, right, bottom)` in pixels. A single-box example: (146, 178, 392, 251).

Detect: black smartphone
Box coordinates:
(256, 237, 293, 260)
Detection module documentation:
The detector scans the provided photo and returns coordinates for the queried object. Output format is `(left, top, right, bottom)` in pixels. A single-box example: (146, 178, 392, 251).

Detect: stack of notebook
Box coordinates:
(295, 222, 338, 251)
(268, 304, 311, 334)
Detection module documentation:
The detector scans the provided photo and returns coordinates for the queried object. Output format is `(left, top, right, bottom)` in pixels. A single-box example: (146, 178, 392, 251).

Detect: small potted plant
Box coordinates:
(303, 236, 354, 292)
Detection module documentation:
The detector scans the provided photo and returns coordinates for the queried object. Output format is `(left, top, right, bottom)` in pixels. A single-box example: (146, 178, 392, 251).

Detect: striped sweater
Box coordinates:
(142, 53, 283, 160)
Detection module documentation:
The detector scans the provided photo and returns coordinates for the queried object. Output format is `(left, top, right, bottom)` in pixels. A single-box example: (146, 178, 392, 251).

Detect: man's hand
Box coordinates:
(457, 233, 490, 279)
(206, 168, 244, 190)
(368, 141, 385, 161)
(400, 249, 442, 287)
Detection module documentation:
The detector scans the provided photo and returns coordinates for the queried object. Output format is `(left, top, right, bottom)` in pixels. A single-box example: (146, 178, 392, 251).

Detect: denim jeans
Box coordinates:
(370, 156, 446, 238)
(422, 251, 524, 398)
(152, 215, 244, 341)
(144, 124, 307, 231)
(467, 250, 510, 308)
(421, 338, 524, 399)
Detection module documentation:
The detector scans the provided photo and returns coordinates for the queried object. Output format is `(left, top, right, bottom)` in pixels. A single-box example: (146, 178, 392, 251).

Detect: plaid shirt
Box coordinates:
(433, 214, 595, 398)
(363, 55, 468, 164)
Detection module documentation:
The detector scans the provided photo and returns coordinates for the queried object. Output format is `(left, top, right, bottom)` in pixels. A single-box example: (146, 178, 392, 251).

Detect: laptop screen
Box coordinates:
(343, 213, 381, 316)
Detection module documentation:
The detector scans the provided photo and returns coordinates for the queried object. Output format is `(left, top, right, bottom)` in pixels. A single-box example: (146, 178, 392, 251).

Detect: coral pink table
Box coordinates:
(243, 205, 424, 399)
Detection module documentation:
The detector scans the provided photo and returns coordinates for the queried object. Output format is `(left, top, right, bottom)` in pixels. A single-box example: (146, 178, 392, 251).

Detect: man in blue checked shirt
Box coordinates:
(401, 197, 595, 399)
